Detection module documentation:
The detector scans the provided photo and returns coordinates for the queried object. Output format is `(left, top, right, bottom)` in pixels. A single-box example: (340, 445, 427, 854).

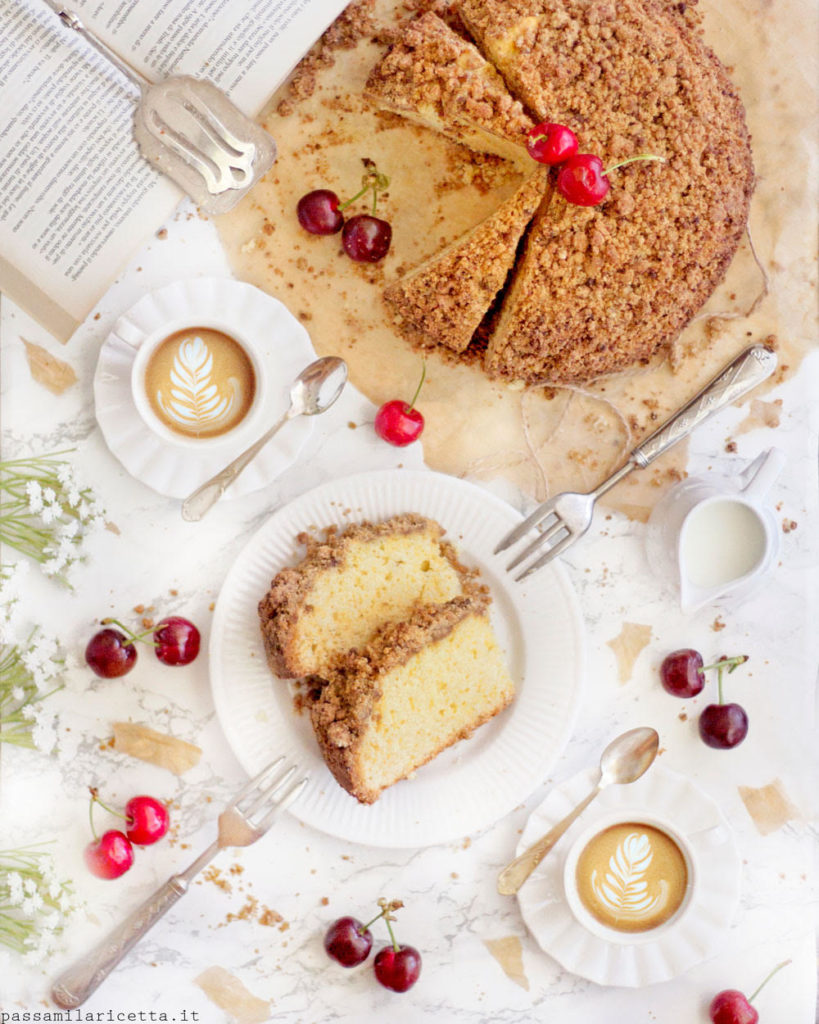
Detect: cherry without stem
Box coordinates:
(85, 628, 137, 678)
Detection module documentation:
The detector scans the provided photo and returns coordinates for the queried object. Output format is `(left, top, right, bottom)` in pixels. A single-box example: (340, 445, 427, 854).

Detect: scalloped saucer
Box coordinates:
(516, 763, 740, 987)
(94, 277, 317, 499)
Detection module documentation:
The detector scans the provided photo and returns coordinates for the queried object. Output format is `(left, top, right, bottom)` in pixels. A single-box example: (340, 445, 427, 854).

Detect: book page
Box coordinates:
(0, 0, 349, 338)
(70, 0, 349, 116)
(0, 0, 180, 336)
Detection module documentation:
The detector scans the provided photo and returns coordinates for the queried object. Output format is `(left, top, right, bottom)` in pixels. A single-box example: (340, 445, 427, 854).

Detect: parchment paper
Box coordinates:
(216, 0, 818, 518)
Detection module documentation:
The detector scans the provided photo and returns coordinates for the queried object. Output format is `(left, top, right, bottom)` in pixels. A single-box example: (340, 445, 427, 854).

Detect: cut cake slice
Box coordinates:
(383, 169, 547, 354)
(258, 514, 473, 679)
(365, 11, 535, 165)
(307, 590, 515, 804)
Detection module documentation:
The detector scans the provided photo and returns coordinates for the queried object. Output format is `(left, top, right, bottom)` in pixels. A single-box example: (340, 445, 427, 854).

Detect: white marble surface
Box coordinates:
(1, 206, 817, 1022)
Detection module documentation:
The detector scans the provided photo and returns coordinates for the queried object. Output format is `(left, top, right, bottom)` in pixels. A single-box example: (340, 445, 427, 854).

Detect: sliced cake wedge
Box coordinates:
(307, 590, 515, 804)
(258, 515, 473, 679)
(384, 169, 547, 354)
(365, 11, 534, 165)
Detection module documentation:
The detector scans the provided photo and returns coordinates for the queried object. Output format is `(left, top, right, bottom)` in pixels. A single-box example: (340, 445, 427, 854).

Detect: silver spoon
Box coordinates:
(181, 356, 348, 521)
(496, 726, 660, 895)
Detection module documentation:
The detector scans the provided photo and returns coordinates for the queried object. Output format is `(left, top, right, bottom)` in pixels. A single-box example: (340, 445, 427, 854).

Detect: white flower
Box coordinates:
(7, 872, 25, 905)
(58, 519, 80, 539)
(48, 881, 62, 900)
(40, 503, 59, 526)
(42, 488, 56, 505)
(11, 686, 25, 702)
(66, 486, 81, 508)
(41, 558, 62, 577)
(56, 464, 74, 486)
(23, 877, 37, 896)
(25, 481, 43, 513)
(21, 893, 44, 916)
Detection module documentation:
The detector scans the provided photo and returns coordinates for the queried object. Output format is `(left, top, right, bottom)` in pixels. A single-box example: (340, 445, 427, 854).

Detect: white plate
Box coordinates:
(209, 469, 586, 847)
(94, 277, 316, 499)
(517, 763, 741, 986)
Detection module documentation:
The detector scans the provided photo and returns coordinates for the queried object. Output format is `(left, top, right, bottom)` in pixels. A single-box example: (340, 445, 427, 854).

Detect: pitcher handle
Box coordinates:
(739, 447, 786, 500)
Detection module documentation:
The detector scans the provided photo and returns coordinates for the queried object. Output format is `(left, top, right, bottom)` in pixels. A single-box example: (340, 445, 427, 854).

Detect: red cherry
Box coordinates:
(526, 122, 578, 165)
(709, 990, 759, 1024)
(297, 190, 344, 235)
(373, 944, 422, 992)
(374, 400, 424, 446)
(660, 648, 705, 698)
(153, 616, 200, 666)
(85, 628, 137, 678)
(125, 796, 170, 845)
(342, 214, 392, 262)
(699, 703, 749, 748)
(555, 153, 610, 206)
(84, 830, 134, 879)
(324, 916, 373, 967)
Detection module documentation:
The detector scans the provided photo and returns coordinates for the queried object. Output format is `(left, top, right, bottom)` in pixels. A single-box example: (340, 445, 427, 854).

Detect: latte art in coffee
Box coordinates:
(575, 823, 688, 933)
(145, 328, 255, 439)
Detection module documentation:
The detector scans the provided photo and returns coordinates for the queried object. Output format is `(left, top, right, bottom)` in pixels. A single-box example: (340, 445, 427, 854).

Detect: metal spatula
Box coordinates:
(55, 8, 276, 215)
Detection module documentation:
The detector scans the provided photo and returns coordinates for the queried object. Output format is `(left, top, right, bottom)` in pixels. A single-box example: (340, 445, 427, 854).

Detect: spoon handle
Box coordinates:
(181, 407, 293, 522)
(497, 782, 602, 895)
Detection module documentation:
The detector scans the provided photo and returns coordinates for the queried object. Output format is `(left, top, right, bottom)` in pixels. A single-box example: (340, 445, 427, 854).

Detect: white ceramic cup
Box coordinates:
(114, 314, 270, 450)
(645, 447, 785, 613)
(562, 811, 698, 946)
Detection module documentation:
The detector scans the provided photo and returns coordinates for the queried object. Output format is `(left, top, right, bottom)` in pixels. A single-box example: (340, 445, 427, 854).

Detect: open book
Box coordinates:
(0, 0, 349, 340)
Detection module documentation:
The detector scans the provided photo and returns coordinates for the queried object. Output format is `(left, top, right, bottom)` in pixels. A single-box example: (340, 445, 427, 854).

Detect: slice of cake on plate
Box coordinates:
(364, 11, 535, 165)
(258, 514, 474, 678)
(383, 169, 547, 354)
(307, 589, 515, 804)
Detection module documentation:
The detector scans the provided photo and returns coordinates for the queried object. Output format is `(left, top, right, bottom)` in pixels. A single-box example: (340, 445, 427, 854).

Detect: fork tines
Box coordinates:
(237, 757, 308, 830)
(495, 502, 572, 581)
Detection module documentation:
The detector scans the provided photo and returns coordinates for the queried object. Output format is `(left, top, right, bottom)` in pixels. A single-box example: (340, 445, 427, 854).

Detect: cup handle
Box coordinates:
(112, 316, 146, 349)
(739, 447, 786, 500)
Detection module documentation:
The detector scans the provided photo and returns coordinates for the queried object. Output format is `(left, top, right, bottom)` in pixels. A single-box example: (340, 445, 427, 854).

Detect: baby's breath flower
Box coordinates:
(0, 629, 63, 749)
(0, 847, 74, 955)
(1, 451, 104, 585)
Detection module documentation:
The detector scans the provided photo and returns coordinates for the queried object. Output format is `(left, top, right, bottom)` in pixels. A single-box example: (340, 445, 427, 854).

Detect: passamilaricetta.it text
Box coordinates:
(1, 1013, 199, 1022)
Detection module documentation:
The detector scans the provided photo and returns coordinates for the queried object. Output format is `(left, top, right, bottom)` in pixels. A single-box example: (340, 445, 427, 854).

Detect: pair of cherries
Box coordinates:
(84, 790, 170, 880)
(526, 121, 661, 206)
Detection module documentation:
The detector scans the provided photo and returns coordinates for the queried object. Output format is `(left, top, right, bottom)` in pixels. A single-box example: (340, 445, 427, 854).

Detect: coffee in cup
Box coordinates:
(573, 821, 688, 933)
(141, 326, 256, 440)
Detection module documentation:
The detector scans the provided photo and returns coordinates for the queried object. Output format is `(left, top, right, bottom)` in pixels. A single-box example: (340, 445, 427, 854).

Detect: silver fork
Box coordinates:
(51, 758, 307, 1009)
(496, 345, 777, 580)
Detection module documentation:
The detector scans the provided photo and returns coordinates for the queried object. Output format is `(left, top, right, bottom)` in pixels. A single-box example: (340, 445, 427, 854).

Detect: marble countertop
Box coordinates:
(1, 205, 816, 1023)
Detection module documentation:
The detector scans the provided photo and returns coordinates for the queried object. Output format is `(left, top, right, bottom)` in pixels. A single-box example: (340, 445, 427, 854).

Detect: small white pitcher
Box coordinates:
(645, 448, 785, 613)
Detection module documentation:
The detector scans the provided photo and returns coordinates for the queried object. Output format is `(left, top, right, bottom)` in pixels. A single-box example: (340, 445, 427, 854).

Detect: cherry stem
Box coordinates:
(89, 787, 126, 823)
(748, 959, 792, 1003)
(603, 154, 665, 177)
(101, 618, 157, 647)
(383, 912, 400, 954)
(88, 792, 98, 842)
(406, 362, 427, 413)
(338, 165, 390, 216)
(702, 655, 748, 674)
(359, 906, 389, 933)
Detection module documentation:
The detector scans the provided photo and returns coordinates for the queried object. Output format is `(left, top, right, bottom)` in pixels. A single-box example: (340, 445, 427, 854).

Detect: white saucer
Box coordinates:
(516, 763, 741, 987)
(94, 277, 317, 499)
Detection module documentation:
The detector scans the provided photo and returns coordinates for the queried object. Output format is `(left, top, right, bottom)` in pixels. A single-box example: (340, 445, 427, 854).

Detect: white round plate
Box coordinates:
(94, 277, 316, 499)
(209, 469, 586, 848)
(517, 763, 741, 986)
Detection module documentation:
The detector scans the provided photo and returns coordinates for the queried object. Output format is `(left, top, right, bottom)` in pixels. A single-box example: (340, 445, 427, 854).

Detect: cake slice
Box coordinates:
(307, 591, 514, 804)
(258, 515, 473, 678)
(383, 169, 547, 354)
(365, 11, 535, 165)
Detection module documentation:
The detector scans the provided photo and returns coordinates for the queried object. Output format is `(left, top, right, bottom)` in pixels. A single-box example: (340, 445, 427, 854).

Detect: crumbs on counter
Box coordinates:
(711, 617, 726, 631)
(782, 519, 798, 533)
